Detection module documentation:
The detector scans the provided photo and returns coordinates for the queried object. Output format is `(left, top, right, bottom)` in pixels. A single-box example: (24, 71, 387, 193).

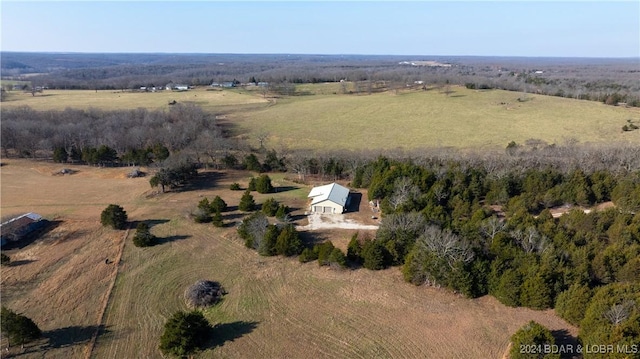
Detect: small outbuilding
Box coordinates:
(308, 183, 350, 214)
(0, 213, 46, 247)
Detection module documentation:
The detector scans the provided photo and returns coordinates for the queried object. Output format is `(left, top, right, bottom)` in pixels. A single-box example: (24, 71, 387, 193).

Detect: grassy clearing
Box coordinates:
(3, 83, 637, 150)
(230, 86, 640, 150)
(1, 159, 577, 358)
(0, 87, 269, 112)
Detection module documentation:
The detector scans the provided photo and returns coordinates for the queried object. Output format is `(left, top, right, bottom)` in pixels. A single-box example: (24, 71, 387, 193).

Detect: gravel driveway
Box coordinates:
(298, 213, 379, 231)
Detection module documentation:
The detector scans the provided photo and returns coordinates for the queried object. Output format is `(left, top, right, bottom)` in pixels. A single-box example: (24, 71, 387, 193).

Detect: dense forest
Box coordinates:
(2, 52, 639, 106)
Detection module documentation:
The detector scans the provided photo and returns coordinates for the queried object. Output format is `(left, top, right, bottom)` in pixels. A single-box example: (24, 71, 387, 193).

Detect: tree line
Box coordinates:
(344, 156, 639, 353)
(3, 52, 638, 107)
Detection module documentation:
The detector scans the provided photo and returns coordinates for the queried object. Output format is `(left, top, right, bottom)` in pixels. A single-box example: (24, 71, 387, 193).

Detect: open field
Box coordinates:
(1, 159, 578, 358)
(230, 86, 640, 150)
(3, 84, 638, 151)
(0, 87, 269, 113)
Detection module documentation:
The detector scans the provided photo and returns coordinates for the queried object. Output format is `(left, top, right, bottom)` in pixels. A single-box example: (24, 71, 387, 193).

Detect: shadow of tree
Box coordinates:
(44, 325, 109, 349)
(204, 321, 259, 350)
(155, 235, 191, 245)
(131, 219, 170, 229)
(7, 259, 36, 267)
(298, 230, 329, 247)
(551, 329, 579, 359)
(273, 186, 299, 193)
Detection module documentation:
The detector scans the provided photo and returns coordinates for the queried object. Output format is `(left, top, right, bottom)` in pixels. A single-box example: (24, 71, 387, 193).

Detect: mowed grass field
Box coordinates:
(1, 159, 578, 358)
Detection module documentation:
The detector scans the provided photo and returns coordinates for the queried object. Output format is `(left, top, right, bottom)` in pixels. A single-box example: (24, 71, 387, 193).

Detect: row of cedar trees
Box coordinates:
(53, 143, 170, 166)
(342, 157, 639, 357)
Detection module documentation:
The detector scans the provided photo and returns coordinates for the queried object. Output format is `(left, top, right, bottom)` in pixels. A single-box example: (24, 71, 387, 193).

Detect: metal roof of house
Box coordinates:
(308, 183, 350, 207)
(0, 213, 42, 235)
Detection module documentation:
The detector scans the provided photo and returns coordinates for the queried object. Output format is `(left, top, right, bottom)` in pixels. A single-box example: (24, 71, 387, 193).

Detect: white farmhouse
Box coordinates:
(308, 183, 350, 214)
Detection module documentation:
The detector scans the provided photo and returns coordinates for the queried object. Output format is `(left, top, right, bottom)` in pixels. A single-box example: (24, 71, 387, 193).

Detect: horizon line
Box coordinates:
(1, 51, 639, 60)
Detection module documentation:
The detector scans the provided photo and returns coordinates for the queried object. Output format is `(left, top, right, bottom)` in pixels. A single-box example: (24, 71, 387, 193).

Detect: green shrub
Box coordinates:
(256, 174, 274, 194)
(100, 204, 128, 230)
(555, 283, 593, 326)
(275, 224, 303, 256)
(347, 233, 363, 265)
(230, 182, 241, 190)
(299, 247, 319, 263)
(509, 321, 559, 359)
(275, 204, 290, 220)
(262, 198, 279, 217)
(0, 253, 10, 266)
(248, 177, 257, 191)
(132, 222, 156, 247)
(362, 239, 388, 270)
(239, 190, 256, 212)
(211, 210, 224, 227)
(159, 310, 211, 357)
(316, 241, 336, 266)
(210, 196, 227, 213)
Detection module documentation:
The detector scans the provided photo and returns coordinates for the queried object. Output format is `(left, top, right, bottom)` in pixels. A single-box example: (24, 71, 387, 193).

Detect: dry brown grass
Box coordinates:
(1, 159, 577, 358)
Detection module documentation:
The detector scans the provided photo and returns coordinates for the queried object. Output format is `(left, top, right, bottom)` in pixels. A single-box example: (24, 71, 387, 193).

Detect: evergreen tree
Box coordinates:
(100, 204, 128, 230)
(299, 247, 319, 263)
(259, 225, 280, 256)
(52, 146, 68, 163)
(275, 224, 303, 256)
(262, 197, 279, 217)
(1, 253, 10, 266)
(255, 174, 274, 194)
(211, 210, 224, 227)
(210, 196, 227, 213)
(509, 321, 559, 359)
(0, 306, 42, 348)
(555, 283, 593, 326)
(132, 222, 156, 247)
(275, 204, 289, 220)
(239, 190, 256, 212)
(159, 310, 211, 358)
(362, 239, 387, 270)
(347, 233, 363, 265)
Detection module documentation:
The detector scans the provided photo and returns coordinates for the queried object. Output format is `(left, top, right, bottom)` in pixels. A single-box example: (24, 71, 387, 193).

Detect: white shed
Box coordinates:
(308, 183, 350, 214)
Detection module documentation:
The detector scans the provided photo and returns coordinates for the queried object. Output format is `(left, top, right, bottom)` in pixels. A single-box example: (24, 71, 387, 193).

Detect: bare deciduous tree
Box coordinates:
(603, 300, 635, 325)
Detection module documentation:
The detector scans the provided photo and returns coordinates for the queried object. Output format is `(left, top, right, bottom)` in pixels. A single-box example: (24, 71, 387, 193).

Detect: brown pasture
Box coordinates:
(0, 159, 577, 358)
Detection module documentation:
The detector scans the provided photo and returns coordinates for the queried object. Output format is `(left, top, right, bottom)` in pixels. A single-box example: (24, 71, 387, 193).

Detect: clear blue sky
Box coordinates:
(1, 1, 639, 57)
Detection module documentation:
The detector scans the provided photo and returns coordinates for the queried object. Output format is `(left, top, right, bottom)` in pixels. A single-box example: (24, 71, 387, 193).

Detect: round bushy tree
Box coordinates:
(509, 320, 559, 359)
(555, 283, 593, 326)
(255, 174, 274, 194)
(159, 310, 211, 357)
(0, 306, 42, 348)
(132, 222, 156, 247)
(100, 204, 128, 230)
(210, 196, 227, 213)
(262, 198, 279, 217)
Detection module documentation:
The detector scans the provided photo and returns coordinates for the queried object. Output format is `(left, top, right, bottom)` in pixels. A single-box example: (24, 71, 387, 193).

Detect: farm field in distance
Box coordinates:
(0, 159, 578, 358)
(2, 84, 638, 151)
(230, 85, 640, 150)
